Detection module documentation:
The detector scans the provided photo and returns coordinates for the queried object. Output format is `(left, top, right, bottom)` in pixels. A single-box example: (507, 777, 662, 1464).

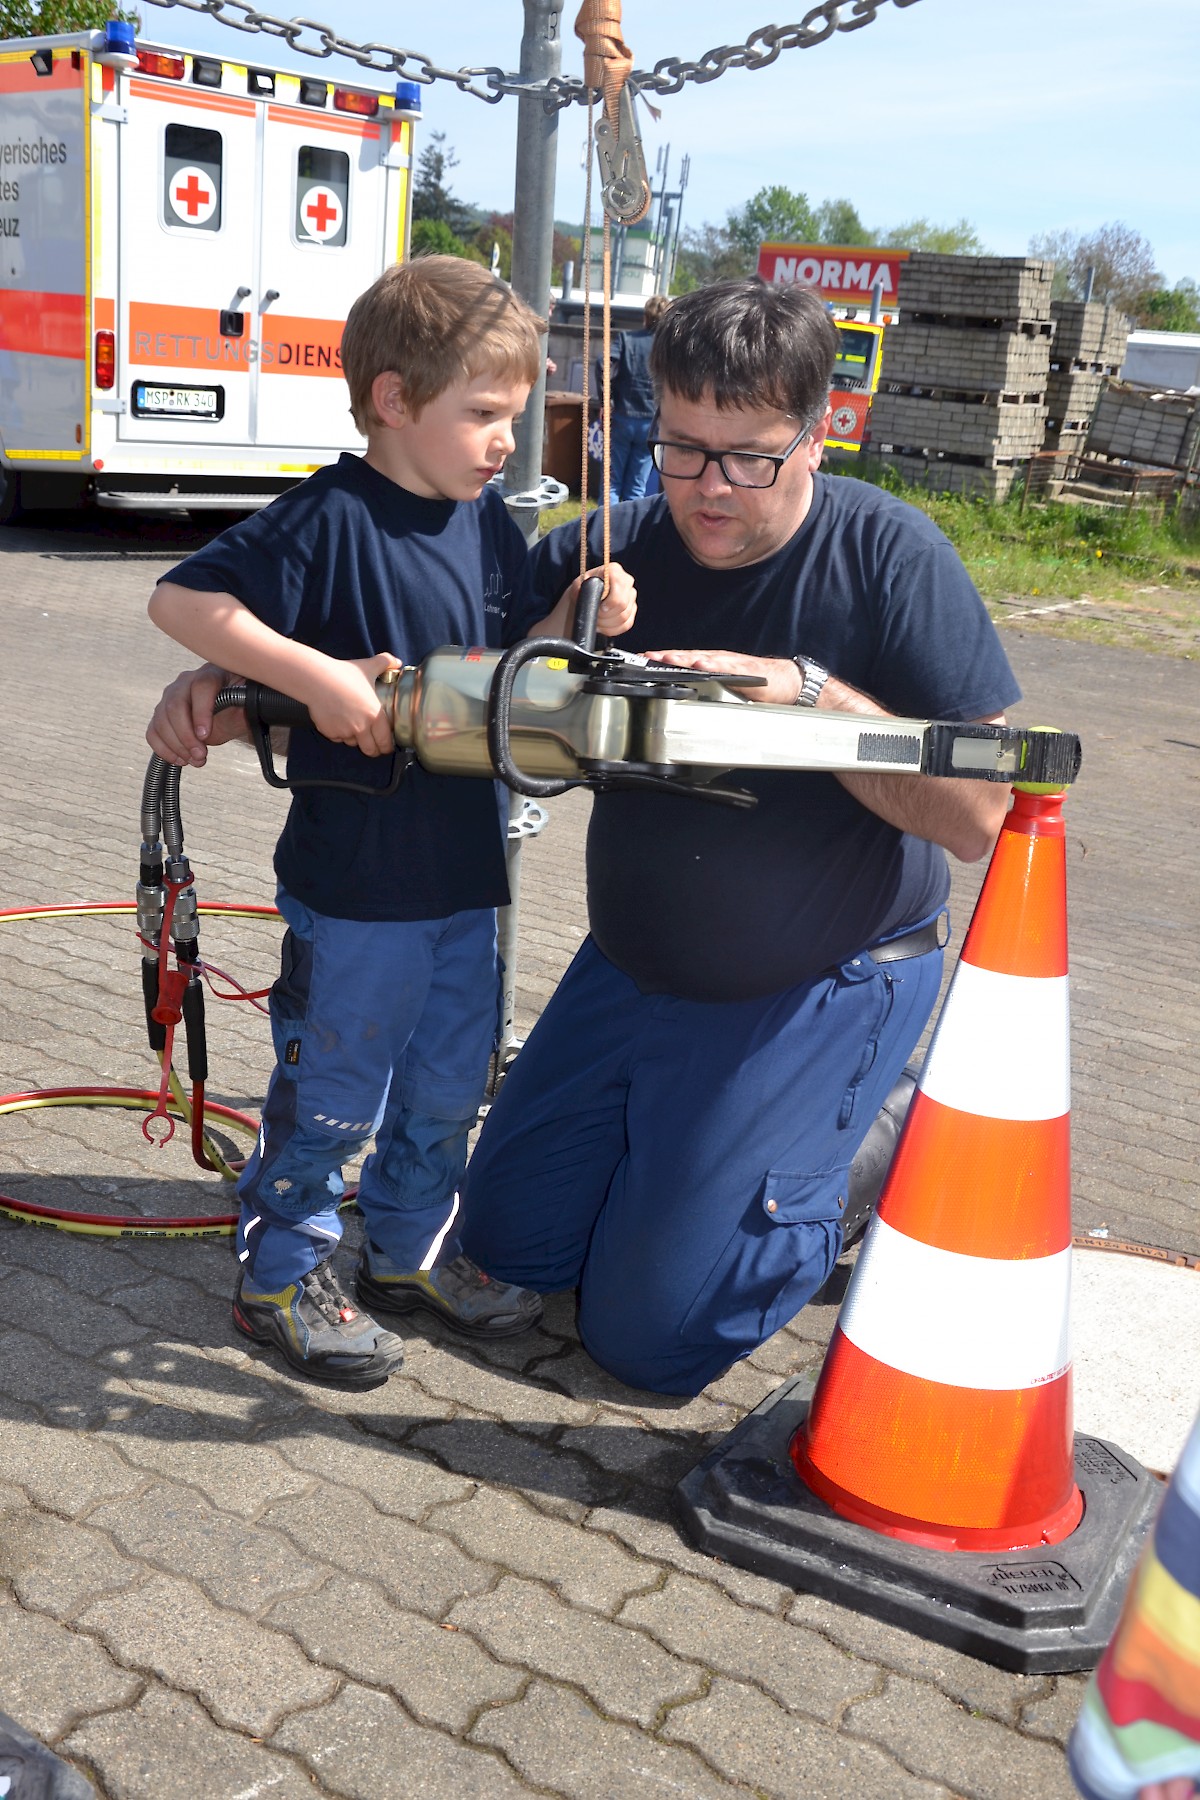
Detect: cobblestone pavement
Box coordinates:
(0, 510, 1196, 1799)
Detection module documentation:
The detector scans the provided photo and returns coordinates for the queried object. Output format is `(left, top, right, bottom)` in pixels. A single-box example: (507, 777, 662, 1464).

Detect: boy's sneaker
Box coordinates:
(356, 1250, 542, 1340)
(233, 1259, 405, 1388)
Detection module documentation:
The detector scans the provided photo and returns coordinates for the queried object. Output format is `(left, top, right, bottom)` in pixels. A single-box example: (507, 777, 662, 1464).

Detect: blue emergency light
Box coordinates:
(96, 18, 137, 68)
(393, 80, 422, 119)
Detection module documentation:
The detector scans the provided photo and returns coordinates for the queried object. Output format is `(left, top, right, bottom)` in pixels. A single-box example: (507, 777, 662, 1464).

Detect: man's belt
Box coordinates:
(866, 913, 950, 965)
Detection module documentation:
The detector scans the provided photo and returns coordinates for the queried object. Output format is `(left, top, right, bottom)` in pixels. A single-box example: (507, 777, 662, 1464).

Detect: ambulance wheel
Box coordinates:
(0, 468, 24, 527)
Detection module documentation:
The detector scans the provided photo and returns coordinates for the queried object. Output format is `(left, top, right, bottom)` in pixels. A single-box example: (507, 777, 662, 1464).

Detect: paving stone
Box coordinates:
(1019, 1675, 1091, 1746)
(408, 1346, 595, 1430)
(0, 1403, 147, 1516)
(2, 1268, 149, 1358)
(0, 1501, 143, 1621)
(0, 1589, 141, 1739)
(104, 1272, 237, 1344)
(0, 1330, 140, 1433)
(557, 1415, 700, 1485)
(88, 1483, 325, 1617)
(663, 1675, 954, 1799)
(585, 1502, 796, 1613)
(101, 1405, 313, 1517)
(272, 1680, 535, 1798)
(411, 1417, 621, 1517)
(432, 1487, 653, 1612)
(266, 1410, 473, 1518)
(620, 1572, 873, 1723)
(269, 1571, 525, 1732)
(76, 1572, 336, 1735)
(844, 1674, 1079, 1799)
(63, 1682, 311, 1800)
(0, 1227, 150, 1296)
(260, 1483, 494, 1616)
(450, 1575, 706, 1727)
(107, 1335, 311, 1424)
(524, 1348, 747, 1433)
(471, 1677, 745, 1798)
(788, 1590, 1046, 1723)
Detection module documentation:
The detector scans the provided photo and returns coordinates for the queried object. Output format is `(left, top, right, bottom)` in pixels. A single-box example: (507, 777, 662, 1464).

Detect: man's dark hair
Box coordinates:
(650, 278, 837, 428)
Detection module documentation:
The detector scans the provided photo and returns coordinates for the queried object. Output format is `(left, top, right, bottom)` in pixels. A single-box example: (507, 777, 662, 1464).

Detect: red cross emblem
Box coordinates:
(169, 166, 216, 225)
(300, 185, 343, 241)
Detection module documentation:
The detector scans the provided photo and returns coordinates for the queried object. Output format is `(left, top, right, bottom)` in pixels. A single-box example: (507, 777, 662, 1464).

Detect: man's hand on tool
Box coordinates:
(147, 663, 246, 766)
(645, 650, 801, 705)
(534, 563, 637, 641)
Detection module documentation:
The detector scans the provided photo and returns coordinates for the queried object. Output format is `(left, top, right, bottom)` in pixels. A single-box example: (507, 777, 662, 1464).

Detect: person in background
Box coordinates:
(596, 293, 671, 503)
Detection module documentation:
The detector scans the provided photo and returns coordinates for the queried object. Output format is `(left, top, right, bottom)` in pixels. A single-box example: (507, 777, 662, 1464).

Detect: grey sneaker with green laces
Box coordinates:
(356, 1249, 543, 1340)
(233, 1259, 405, 1388)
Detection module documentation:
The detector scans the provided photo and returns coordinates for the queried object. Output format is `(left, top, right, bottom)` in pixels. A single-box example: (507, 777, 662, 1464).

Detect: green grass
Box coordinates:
(832, 460, 1200, 604)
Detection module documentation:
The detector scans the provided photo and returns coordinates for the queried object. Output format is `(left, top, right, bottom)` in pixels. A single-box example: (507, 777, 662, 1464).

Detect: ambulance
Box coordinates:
(0, 19, 419, 523)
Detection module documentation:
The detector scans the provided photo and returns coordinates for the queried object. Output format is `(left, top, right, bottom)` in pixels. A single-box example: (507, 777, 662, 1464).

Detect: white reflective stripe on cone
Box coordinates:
(840, 1215, 1072, 1390)
(919, 963, 1070, 1121)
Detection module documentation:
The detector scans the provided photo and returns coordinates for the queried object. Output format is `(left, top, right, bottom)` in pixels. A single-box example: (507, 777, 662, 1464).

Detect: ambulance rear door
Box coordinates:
(253, 97, 390, 451)
(117, 71, 258, 444)
(0, 42, 88, 464)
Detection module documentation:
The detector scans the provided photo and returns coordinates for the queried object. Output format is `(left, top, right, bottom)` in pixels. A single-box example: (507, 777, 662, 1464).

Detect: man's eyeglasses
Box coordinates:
(648, 425, 811, 490)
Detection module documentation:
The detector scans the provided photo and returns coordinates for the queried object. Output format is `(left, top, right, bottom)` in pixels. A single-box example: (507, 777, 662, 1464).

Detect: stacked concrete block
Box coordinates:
(868, 254, 1055, 500)
(1045, 301, 1131, 448)
(1086, 381, 1200, 471)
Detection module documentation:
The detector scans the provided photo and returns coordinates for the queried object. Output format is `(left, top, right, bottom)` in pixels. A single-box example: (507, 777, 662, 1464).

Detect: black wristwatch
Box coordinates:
(792, 655, 830, 708)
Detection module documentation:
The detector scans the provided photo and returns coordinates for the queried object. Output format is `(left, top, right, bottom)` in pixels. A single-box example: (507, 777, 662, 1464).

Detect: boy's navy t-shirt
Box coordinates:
(163, 454, 542, 921)
(531, 474, 1021, 1002)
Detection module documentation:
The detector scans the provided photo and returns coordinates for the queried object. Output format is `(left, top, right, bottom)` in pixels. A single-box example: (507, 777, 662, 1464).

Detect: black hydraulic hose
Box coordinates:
(486, 636, 582, 799)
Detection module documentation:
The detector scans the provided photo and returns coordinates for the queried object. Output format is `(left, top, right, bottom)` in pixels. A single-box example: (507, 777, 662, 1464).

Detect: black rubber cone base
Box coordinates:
(0, 1707, 96, 1797)
(674, 1374, 1160, 1673)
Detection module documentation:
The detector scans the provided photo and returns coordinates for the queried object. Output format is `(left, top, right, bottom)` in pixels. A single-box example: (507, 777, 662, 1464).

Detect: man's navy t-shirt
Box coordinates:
(531, 475, 1021, 1002)
(163, 454, 542, 921)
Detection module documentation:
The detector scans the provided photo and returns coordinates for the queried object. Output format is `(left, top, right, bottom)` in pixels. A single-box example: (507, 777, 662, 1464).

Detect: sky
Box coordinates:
(138, 0, 1200, 287)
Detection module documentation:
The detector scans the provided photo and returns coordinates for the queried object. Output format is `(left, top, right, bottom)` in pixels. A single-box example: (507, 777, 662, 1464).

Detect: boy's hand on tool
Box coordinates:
(147, 663, 244, 766)
(302, 652, 401, 756)
(538, 563, 637, 641)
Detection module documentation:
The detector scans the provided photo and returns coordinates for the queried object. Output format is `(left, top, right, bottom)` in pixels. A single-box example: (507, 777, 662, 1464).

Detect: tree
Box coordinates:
(671, 220, 748, 293)
(726, 185, 818, 266)
(1028, 221, 1162, 314)
(877, 217, 986, 255)
(1, 0, 136, 29)
(411, 131, 475, 240)
(813, 197, 869, 244)
(411, 218, 466, 258)
(1137, 279, 1200, 332)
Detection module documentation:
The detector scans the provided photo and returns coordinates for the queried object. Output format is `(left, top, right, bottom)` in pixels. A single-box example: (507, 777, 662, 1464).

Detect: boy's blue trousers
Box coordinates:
(237, 891, 499, 1293)
(460, 931, 943, 1396)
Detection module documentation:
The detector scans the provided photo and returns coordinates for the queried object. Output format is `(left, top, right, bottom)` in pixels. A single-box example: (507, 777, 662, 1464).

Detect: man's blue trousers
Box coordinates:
(460, 932, 943, 1395)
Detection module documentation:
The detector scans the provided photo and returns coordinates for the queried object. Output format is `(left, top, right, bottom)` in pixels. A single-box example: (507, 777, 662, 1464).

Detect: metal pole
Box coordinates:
(505, 0, 562, 550)
(498, 3, 562, 1081)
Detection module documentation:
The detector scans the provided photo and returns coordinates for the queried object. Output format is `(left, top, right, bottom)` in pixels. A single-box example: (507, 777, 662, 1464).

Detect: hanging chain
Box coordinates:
(136, 0, 923, 109)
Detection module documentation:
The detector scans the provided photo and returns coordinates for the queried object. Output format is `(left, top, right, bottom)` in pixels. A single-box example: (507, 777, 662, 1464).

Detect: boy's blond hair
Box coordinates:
(341, 255, 546, 432)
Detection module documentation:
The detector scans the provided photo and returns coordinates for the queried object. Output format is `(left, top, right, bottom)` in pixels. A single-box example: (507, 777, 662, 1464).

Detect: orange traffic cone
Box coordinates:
(791, 784, 1081, 1552)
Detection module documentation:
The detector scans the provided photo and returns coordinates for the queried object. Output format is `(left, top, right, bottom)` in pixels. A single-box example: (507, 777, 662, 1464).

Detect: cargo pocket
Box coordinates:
(677, 1164, 850, 1354)
(758, 1165, 851, 1340)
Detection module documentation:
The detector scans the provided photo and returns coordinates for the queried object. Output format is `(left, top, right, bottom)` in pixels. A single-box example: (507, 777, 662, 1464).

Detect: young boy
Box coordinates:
(147, 256, 634, 1389)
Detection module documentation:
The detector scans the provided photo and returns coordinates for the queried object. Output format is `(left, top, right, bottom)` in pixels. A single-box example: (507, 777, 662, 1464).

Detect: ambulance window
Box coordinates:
(833, 327, 877, 391)
(296, 147, 349, 248)
(163, 124, 222, 233)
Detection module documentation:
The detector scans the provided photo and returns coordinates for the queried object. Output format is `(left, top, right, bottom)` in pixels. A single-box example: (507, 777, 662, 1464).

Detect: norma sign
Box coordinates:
(757, 243, 909, 309)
